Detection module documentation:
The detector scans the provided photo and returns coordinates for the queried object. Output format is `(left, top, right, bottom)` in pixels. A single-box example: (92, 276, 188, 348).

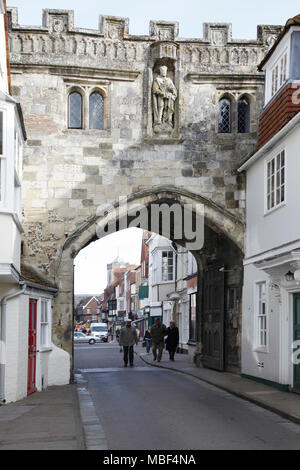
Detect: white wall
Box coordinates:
(242, 264, 281, 384)
(4, 293, 29, 403)
(0, 213, 21, 270)
(0, 288, 70, 403)
(245, 123, 300, 259)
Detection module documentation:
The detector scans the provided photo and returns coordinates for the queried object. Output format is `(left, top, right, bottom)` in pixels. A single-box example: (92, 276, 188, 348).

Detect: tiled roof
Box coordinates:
(20, 264, 58, 291)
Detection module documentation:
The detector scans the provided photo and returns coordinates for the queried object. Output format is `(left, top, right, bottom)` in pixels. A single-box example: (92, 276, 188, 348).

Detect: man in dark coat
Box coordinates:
(119, 319, 138, 367)
(165, 321, 179, 361)
(150, 318, 167, 362)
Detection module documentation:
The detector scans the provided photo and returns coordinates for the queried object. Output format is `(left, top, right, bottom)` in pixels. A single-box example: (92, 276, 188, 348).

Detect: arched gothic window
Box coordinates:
(218, 98, 231, 133)
(68, 91, 82, 129)
(89, 92, 104, 130)
(237, 97, 250, 133)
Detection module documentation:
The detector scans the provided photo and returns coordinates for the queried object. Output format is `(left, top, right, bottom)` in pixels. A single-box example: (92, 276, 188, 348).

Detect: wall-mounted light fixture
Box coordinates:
(285, 271, 294, 282)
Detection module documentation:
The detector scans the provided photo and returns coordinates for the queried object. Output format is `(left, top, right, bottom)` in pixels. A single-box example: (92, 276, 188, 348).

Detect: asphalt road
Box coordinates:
(74, 342, 300, 450)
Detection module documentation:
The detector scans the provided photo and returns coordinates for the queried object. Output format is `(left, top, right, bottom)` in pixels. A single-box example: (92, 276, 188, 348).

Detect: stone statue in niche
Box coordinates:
(152, 65, 177, 134)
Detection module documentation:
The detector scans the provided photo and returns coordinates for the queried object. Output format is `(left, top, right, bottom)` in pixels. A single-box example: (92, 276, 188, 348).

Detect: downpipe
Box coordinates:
(0, 282, 27, 404)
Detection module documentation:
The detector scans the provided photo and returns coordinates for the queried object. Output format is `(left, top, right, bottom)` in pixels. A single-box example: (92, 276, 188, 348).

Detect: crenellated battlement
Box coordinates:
(7, 7, 283, 71)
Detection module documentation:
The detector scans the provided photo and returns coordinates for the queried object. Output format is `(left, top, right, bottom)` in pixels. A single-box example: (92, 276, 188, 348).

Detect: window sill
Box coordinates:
(253, 347, 269, 354)
(38, 347, 52, 353)
(264, 201, 286, 217)
(63, 128, 111, 136)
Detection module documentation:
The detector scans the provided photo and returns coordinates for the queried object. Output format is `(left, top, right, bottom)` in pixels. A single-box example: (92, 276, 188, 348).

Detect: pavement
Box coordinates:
(1, 341, 300, 450)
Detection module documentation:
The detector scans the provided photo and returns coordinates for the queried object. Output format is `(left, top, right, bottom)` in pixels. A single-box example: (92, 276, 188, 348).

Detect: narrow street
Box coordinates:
(74, 343, 300, 450)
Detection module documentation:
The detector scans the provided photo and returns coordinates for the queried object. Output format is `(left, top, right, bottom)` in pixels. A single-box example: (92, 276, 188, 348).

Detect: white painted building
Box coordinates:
(147, 233, 176, 322)
(147, 233, 197, 358)
(0, 1, 69, 403)
(239, 15, 300, 392)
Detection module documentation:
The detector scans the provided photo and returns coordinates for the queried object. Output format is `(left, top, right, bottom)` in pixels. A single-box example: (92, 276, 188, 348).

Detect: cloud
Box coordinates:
(74, 228, 143, 294)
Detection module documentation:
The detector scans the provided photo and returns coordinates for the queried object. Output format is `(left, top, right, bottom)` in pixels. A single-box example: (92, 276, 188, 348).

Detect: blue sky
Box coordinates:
(8, 0, 299, 39)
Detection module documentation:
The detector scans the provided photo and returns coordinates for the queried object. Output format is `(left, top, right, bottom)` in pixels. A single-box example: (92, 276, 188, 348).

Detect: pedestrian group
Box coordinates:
(118, 317, 179, 367)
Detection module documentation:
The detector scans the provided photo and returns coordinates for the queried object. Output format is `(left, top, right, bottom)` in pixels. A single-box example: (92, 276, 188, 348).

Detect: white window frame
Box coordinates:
(39, 298, 51, 351)
(265, 148, 286, 214)
(254, 281, 268, 351)
(66, 85, 109, 132)
(269, 49, 288, 100)
(271, 64, 279, 97)
(161, 250, 175, 283)
(151, 248, 175, 285)
(280, 53, 287, 87)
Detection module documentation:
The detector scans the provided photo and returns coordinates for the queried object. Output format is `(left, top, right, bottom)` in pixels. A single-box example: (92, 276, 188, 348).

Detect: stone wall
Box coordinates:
(7, 8, 283, 357)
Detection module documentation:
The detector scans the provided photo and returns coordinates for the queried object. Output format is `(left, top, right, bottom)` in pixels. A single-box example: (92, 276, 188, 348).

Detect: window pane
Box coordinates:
(266, 153, 285, 210)
(237, 99, 250, 133)
(41, 325, 47, 347)
(69, 92, 82, 129)
(280, 54, 287, 85)
(218, 99, 231, 133)
(89, 92, 104, 130)
(257, 282, 267, 347)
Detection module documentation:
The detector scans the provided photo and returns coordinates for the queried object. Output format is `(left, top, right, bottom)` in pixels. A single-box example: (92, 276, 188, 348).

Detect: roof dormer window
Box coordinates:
(271, 52, 287, 98)
(280, 54, 287, 86)
(271, 64, 279, 96)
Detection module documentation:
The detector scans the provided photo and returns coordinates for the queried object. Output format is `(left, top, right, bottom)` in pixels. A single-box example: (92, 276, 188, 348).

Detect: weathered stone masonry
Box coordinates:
(7, 8, 282, 368)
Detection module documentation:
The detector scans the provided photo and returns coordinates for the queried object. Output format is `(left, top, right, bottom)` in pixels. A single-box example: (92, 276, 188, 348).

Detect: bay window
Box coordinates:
(152, 248, 175, 284)
(271, 52, 288, 98)
(161, 250, 175, 282)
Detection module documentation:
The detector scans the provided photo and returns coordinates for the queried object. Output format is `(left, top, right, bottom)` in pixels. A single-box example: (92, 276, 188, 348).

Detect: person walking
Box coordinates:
(119, 319, 138, 367)
(150, 318, 167, 362)
(143, 328, 152, 353)
(116, 329, 120, 341)
(165, 321, 179, 361)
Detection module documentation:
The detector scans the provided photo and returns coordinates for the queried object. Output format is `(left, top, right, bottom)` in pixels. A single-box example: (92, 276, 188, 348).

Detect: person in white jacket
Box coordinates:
(119, 319, 138, 367)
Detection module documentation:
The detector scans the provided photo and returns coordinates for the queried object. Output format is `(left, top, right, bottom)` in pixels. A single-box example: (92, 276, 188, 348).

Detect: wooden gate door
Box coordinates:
(202, 266, 225, 371)
(27, 299, 37, 395)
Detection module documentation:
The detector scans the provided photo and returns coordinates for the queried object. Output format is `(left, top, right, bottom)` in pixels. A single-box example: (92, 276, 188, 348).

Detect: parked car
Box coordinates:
(74, 331, 100, 345)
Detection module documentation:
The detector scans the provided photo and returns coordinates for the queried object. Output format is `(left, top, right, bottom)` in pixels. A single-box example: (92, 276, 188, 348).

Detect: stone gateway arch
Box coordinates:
(7, 8, 282, 377)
